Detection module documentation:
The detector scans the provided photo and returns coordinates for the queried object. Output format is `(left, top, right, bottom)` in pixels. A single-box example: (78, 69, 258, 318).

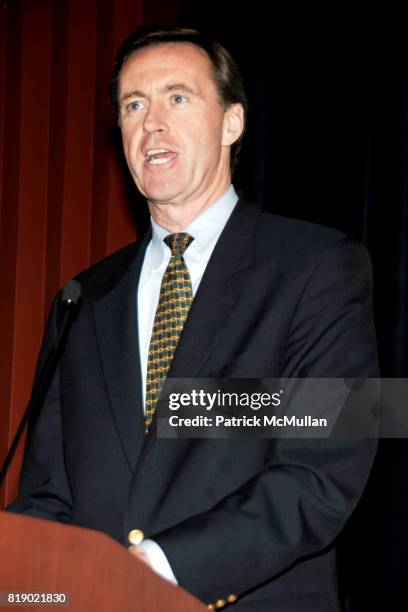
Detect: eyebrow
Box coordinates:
(165, 83, 202, 96)
(120, 82, 202, 104)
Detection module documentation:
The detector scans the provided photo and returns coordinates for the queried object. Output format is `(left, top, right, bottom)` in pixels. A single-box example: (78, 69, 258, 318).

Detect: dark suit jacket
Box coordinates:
(9, 196, 379, 611)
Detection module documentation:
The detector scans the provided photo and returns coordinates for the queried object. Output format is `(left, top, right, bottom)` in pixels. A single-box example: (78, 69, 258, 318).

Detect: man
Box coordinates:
(9, 27, 379, 611)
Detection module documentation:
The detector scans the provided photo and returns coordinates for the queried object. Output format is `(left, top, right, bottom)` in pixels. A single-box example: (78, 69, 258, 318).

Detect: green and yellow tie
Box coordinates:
(145, 232, 194, 433)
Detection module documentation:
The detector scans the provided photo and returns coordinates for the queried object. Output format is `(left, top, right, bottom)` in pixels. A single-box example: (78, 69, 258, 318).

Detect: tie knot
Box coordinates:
(164, 233, 194, 256)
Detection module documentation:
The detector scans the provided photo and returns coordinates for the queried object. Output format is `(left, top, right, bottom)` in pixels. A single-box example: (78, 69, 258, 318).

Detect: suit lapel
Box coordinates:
(168, 197, 260, 378)
(92, 231, 151, 470)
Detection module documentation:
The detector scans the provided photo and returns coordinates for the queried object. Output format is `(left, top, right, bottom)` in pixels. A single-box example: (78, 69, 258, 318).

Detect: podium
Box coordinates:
(0, 512, 207, 611)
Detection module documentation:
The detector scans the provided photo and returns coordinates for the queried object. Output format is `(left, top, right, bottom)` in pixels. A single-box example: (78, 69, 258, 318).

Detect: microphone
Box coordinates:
(61, 279, 81, 309)
(0, 280, 82, 489)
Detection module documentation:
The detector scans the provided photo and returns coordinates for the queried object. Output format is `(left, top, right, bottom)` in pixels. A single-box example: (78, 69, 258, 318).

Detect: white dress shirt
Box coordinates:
(136, 185, 239, 583)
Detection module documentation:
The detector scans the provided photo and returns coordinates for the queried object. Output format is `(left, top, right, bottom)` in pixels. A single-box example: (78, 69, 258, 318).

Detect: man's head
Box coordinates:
(109, 27, 247, 216)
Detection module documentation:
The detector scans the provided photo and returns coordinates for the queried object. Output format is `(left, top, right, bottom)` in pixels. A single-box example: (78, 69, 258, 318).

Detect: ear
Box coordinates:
(222, 103, 245, 147)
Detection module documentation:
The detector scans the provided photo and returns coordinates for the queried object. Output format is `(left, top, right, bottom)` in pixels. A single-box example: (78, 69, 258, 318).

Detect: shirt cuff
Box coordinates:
(139, 539, 178, 585)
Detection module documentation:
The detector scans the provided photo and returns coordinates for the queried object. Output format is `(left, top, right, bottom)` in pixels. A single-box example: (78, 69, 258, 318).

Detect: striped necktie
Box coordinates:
(145, 232, 194, 433)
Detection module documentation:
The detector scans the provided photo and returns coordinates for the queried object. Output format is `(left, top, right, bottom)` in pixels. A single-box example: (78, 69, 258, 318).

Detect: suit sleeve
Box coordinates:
(153, 238, 380, 603)
(7, 293, 73, 523)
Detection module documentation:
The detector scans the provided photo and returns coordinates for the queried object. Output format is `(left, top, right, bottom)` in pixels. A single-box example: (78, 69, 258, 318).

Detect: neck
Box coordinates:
(148, 178, 231, 233)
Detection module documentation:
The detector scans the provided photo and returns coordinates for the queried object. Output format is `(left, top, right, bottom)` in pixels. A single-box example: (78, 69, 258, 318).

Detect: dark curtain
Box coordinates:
(179, 4, 408, 610)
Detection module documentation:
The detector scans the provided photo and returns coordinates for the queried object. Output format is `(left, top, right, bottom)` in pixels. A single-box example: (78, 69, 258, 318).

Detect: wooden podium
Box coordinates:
(0, 512, 207, 611)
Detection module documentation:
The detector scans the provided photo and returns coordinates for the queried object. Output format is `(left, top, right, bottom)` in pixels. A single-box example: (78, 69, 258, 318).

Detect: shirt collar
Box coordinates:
(149, 185, 238, 269)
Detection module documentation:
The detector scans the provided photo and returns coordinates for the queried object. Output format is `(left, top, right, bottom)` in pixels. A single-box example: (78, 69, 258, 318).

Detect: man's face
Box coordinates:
(118, 42, 243, 208)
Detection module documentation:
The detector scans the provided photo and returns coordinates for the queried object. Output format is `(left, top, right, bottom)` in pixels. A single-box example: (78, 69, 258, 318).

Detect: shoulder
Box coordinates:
(231, 195, 372, 283)
(236, 193, 348, 253)
(249, 206, 370, 269)
(252, 211, 373, 297)
(256, 210, 347, 252)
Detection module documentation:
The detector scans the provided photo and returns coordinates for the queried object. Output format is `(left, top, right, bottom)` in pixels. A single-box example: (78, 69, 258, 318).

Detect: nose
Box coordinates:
(143, 101, 168, 134)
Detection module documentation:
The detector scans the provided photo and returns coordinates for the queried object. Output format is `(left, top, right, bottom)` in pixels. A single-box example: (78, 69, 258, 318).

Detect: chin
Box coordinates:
(148, 197, 174, 206)
(144, 185, 184, 205)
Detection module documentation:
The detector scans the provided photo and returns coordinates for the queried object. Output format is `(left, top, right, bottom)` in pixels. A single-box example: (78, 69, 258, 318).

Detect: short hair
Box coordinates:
(109, 26, 248, 172)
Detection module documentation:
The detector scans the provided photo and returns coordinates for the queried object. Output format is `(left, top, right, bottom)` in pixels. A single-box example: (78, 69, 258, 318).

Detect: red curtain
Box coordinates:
(0, 0, 178, 507)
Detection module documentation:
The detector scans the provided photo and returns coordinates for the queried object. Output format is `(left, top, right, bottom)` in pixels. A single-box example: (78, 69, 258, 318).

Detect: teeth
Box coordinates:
(145, 148, 170, 157)
(148, 157, 173, 165)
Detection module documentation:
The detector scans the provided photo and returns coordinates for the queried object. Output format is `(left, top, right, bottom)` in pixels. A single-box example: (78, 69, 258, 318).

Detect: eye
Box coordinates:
(127, 100, 145, 112)
(172, 94, 187, 105)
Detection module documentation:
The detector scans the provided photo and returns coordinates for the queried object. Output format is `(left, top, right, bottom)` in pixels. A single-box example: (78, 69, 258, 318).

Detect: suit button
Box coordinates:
(128, 529, 144, 545)
(207, 606, 215, 610)
(215, 600, 226, 609)
(227, 594, 237, 603)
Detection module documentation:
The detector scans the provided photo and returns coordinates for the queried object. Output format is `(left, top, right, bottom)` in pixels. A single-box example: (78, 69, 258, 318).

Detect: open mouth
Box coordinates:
(145, 148, 178, 165)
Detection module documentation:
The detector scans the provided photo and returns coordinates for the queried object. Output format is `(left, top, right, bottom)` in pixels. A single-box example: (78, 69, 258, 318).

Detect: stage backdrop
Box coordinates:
(0, 0, 178, 508)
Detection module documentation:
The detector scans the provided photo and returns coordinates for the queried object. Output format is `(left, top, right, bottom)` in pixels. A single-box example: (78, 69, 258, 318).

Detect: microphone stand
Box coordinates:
(0, 283, 81, 489)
